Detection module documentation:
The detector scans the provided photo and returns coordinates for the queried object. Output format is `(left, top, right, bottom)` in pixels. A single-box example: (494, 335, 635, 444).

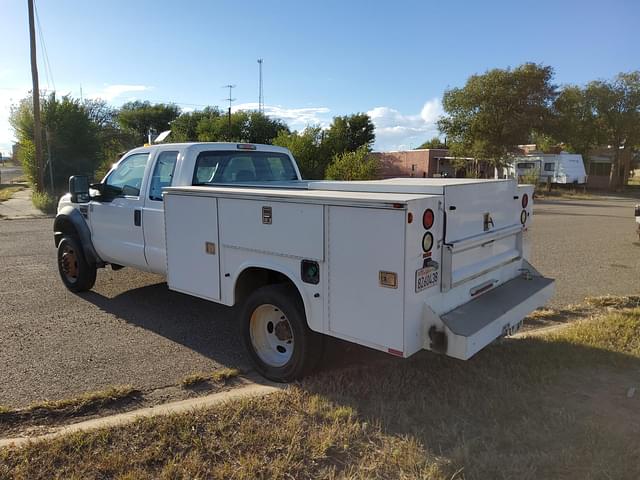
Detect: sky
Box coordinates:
(1, 0, 638, 155)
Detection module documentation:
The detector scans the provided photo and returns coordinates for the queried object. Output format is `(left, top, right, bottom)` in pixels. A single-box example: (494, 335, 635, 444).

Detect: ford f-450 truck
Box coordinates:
(55, 142, 554, 381)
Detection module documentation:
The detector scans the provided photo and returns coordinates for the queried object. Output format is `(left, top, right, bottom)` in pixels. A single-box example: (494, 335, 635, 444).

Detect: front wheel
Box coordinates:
(241, 284, 323, 382)
(57, 236, 97, 292)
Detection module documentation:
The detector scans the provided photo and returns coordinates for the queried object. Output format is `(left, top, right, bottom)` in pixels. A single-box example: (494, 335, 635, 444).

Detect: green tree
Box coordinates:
(438, 63, 557, 173)
(324, 113, 375, 156)
(242, 111, 289, 144)
(170, 107, 222, 142)
(416, 137, 447, 149)
(196, 110, 246, 141)
(585, 72, 640, 187)
(84, 99, 135, 178)
(273, 126, 330, 179)
(10, 93, 101, 191)
(550, 86, 601, 156)
(117, 101, 180, 144)
(325, 146, 379, 180)
(551, 72, 640, 187)
(186, 109, 288, 143)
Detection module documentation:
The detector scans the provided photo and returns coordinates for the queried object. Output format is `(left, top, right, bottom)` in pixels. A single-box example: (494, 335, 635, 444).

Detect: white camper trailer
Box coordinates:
(509, 153, 587, 185)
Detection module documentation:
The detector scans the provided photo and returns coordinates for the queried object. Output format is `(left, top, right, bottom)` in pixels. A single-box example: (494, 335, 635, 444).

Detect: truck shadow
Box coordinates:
(297, 335, 640, 477)
(81, 282, 391, 375)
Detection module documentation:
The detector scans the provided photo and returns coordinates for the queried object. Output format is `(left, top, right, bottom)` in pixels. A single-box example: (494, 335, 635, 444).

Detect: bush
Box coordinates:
(325, 146, 379, 181)
(32, 190, 57, 214)
(519, 168, 541, 192)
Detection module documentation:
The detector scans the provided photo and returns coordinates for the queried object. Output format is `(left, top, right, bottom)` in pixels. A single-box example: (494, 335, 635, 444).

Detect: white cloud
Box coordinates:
(88, 84, 151, 102)
(233, 102, 331, 129)
(368, 98, 444, 151)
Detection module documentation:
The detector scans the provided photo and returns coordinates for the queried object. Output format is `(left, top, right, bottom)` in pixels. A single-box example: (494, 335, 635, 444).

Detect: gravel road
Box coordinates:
(0, 195, 638, 406)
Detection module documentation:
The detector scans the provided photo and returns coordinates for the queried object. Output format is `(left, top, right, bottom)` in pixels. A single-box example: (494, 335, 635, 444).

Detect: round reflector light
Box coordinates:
(520, 210, 527, 225)
(423, 209, 435, 230)
(422, 232, 434, 252)
(521, 193, 529, 209)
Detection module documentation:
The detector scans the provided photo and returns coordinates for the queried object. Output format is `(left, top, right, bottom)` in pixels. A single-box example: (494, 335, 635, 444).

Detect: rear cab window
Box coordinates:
(192, 151, 297, 185)
(149, 151, 178, 201)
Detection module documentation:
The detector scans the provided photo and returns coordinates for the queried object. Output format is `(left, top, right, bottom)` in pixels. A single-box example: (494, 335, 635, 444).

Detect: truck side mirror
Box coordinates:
(69, 175, 89, 203)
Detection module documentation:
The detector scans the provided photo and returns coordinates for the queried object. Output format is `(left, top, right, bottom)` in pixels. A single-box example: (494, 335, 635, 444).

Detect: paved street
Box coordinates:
(0, 219, 249, 408)
(0, 195, 639, 407)
(0, 165, 23, 184)
(530, 196, 640, 307)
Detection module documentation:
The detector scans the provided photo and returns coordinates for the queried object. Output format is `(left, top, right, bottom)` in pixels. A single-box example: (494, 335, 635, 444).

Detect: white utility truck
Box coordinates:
(55, 142, 554, 381)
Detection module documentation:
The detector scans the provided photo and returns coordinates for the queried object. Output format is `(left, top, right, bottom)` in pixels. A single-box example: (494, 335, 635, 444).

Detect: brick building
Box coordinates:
(372, 149, 451, 178)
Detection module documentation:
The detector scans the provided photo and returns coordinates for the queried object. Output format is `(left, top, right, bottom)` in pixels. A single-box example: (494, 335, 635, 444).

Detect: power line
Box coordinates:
(34, 0, 55, 92)
(222, 84, 236, 140)
(222, 84, 236, 110)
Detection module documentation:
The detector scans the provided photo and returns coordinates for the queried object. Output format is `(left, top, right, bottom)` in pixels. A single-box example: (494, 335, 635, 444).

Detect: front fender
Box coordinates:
(54, 206, 103, 267)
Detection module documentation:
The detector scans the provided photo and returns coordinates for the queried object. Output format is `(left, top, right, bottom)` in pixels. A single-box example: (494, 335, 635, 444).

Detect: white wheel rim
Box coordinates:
(249, 304, 294, 368)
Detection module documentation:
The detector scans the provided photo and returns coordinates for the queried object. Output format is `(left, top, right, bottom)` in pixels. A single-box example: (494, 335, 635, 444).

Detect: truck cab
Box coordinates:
(57, 143, 302, 275)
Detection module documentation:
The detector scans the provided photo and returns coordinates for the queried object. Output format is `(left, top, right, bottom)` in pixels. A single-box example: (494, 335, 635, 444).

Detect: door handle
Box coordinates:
(134, 209, 141, 226)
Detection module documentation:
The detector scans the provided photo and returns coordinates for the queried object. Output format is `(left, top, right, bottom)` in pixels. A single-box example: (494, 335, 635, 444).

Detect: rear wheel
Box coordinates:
(241, 284, 323, 382)
(57, 236, 97, 292)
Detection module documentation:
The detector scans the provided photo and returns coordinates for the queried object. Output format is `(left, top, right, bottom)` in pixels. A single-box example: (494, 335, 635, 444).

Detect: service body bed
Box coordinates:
(163, 179, 554, 360)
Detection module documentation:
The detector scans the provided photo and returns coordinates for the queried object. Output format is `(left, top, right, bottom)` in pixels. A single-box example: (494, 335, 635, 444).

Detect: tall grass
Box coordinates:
(31, 190, 57, 214)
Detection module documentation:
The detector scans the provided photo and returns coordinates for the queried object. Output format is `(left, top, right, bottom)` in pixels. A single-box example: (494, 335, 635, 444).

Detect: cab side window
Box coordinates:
(105, 153, 149, 196)
(149, 151, 178, 201)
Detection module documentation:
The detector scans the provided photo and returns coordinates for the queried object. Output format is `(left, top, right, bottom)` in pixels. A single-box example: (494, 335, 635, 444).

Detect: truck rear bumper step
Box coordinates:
(436, 268, 555, 360)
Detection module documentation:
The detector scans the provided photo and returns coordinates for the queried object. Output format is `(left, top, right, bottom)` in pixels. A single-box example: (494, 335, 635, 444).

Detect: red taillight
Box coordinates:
(423, 209, 434, 230)
(521, 193, 529, 209)
(236, 143, 257, 150)
(407, 212, 413, 224)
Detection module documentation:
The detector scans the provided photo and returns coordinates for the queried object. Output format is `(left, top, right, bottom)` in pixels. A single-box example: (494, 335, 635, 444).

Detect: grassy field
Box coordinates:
(2, 304, 640, 479)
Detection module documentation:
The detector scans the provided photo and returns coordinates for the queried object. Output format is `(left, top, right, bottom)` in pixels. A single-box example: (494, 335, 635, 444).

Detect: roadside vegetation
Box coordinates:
(0, 184, 25, 202)
(181, 368, 240, 388)
(2, 299, 639, 479)
(0, 386, 138, 429)
(30, 190, 57, 214)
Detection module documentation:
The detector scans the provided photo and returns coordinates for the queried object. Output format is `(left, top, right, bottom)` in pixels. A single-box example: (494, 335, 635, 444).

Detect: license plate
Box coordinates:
(415, 266, 438, 293)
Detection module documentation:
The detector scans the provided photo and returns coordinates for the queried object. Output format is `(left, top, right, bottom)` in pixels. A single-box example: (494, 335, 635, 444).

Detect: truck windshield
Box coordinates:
(192, 151, 298, 185)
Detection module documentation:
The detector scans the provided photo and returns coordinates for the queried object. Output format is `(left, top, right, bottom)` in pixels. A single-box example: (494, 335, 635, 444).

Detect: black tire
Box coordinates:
(57, 236, 97, 292)
(241, 284, 323, 382)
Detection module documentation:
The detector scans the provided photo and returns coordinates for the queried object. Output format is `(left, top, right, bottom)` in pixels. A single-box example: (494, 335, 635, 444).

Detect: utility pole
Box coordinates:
(28, 0, 44, 192)
(222, 84, 236, 141)
(257, 58, 264, 114)
(45, 128, 54, 193)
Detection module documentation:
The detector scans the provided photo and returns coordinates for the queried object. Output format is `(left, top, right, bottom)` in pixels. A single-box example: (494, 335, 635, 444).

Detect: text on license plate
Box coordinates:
(415, 266, 438, 293)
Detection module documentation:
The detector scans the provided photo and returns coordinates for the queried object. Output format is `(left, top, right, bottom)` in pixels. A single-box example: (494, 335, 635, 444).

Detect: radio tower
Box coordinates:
(257, 58, 264, 113)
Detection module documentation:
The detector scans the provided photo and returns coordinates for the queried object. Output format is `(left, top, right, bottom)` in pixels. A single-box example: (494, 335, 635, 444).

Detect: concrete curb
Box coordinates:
(0, 382, 283, 449)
